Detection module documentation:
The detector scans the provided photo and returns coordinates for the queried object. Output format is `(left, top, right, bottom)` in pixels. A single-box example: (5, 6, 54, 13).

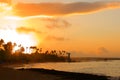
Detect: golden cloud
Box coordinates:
(16, 27, 42, 34)
(13, 1, 120, 16)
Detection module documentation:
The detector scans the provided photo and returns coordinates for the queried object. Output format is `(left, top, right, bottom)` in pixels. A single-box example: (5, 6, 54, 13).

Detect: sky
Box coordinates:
(0, 0, 120, 57)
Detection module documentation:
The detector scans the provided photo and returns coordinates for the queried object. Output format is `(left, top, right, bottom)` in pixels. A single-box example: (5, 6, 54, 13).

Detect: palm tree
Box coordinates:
(53, 50, 57, 55)
(4, 42, 13, 55)
(62, 50, 66, 55)
(39, 48, 42, 53)
(59, 50, 63, 56)
(0, 39, 4, 46)
(0, 39, 5, 50)
(45, 50, 49, 54)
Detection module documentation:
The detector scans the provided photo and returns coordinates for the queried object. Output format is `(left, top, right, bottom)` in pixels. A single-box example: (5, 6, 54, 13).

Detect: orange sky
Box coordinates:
(0, 0, 120, 57)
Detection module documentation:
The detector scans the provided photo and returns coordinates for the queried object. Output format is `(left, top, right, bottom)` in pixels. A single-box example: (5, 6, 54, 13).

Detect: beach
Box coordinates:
(0, 66, 108, 80)
(0, 67, 62, 80)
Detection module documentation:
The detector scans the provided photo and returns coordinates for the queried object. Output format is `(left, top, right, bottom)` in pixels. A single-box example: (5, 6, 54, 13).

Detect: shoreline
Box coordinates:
(18, 68, 109, 80)
(1, 62, 114, 80)
(0, 67, 63, 80)
(0, 66, 109, 80)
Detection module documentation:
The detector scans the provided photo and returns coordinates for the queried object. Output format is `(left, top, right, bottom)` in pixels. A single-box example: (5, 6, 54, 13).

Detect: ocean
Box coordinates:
(13, 60, 120, 79)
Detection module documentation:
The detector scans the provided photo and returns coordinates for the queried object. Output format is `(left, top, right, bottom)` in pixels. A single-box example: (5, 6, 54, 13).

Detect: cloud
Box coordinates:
(23, 16, 71, 29)
(46, 35, 67, 41)
(16, 27, 42, 34)
(42, 18, 71, 29)
(98, 47, 109, 54)
(96, 47, 120, 57)
(0, 0, 11, 4)
(13, 1, 120, 16)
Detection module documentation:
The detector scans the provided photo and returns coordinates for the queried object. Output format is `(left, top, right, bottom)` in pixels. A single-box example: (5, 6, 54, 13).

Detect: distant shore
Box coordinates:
(0, 66, 109, 80)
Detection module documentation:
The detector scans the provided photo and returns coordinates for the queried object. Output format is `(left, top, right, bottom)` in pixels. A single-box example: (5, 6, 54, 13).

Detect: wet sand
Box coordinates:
(0, 67, 108, 80)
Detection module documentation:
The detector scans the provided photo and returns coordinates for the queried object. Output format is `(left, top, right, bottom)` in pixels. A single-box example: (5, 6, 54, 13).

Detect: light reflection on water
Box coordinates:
(14, 60, 120, 77)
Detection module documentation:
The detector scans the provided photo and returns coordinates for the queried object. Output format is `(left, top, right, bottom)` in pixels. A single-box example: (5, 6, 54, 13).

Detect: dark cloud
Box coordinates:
(46, 35, 67, 41)
(13, 1, 120, 16)
(16, 27, 42, 34)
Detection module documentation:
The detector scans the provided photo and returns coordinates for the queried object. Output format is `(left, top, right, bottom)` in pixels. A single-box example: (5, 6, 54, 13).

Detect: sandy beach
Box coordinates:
(0, 67, 63, 80)
(0, 66, 108, 80)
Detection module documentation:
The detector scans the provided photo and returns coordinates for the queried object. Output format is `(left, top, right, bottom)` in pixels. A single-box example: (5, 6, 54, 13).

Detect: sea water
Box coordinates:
(14, 60, 120, 79)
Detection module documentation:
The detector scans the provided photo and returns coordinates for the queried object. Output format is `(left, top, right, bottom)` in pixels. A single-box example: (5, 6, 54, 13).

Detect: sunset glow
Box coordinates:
(0, 0, 120, 57)
(0, 2, 37, 51)
(0, 29, 37, 46)
(0, 1, 120, 80)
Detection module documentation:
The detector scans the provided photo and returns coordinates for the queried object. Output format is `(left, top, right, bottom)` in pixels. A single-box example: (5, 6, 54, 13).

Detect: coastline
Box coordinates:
(19, 68, 109, 80)
(0, 66, 109, 80)
(0, 67, 62, 80)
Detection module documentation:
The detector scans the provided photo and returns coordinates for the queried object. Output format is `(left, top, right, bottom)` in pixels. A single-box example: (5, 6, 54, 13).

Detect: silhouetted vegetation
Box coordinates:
(0, 38, 70, 64)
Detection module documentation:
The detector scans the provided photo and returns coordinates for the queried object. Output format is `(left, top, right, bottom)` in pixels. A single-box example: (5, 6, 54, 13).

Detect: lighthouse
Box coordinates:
(67, 52, 71, 62)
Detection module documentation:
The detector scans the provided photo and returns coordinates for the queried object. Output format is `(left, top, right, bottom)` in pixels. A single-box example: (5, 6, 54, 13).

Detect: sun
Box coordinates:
(0, 2, 39, 53)
(0, 29, 37, 46)
(0, 14, 37, 48)
(0, 29, 38, 54)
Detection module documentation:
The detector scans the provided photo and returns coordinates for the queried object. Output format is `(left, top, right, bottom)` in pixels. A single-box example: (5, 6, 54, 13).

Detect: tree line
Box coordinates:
(0, 39, 70, 64)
